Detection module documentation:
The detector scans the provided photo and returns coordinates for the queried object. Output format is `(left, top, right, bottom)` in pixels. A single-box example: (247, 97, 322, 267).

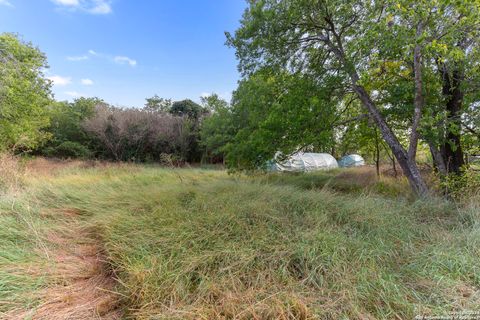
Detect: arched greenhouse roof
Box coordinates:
(267, 152, 338, 172)
(338, 154, 365, 168)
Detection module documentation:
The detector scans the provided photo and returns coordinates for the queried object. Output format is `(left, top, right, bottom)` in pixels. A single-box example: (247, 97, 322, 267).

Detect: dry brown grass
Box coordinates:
(25, 158, 101, 176)
(25, 157, 142, 178)
(4, 164, 479, 319)
(5, 209, 122, 320)
(0, 153, 25, 193)
(335, 166, 379, 188)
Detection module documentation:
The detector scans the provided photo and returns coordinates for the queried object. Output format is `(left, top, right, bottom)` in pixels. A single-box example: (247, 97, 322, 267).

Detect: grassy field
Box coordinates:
(1, 160, 479, 319)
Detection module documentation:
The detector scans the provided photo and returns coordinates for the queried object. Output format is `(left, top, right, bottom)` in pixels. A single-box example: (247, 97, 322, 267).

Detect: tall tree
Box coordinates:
(200, 94, 233, 163)
(225, 70, 341, 170)
(170, 99, 207, 119)
(227, 0, 480, 195)
(200, 93, 229, 112)
(144, 95, 172, 112)
(434, 5, 480, 174)
(0, 33, 52, 151)
(169, 99, 208, 162)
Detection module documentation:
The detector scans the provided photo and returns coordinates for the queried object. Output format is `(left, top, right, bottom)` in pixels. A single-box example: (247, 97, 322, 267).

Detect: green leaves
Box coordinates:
(200, 95, 234, 161)
(226, 0, 480, 175)
(0, 33, 52, 152)
(222, 70, 339, 170)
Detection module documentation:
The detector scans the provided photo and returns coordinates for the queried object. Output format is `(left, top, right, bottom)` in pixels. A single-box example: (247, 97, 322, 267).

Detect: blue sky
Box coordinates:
(0, 0, 246, 107)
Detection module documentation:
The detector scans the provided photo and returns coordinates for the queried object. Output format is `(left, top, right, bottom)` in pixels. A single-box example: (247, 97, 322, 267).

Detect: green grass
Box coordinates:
(0, 193, 50, 313)
(255, 167, 415, 198)
(1, 164, 479, 319)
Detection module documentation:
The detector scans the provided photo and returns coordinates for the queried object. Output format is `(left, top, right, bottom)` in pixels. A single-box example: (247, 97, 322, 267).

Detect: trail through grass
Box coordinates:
(1, 163, 479, 319)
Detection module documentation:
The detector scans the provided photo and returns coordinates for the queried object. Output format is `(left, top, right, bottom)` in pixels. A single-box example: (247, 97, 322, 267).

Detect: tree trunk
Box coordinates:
(441, 67, 465, 174)
(327, 39, 429, 196)
(374, 127, 380, 177)
(383, 141, 398, 178)
(428, 142, 447, 176)
(392, 156, 397, 178)
(408, 22, 425, 161)
(351, 83, 429, 196)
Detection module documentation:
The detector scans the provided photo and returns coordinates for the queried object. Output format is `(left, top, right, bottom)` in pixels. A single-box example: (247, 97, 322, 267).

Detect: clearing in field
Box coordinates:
(1, 161, 479, 319)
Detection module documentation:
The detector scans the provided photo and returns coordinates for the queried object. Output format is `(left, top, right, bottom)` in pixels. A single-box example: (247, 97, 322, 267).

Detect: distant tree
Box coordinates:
(338, 115, 384, 176)
(40, 97, 103, 158)
(200, 94, 228, 112)
(144, 95, 172, 112)
(200, 94, 233, 163)
(223, 70, 339, 170)
(168, 99, 209, 162)
(170, 99, 207, 120)
(48, 98, 100, 142)
(0, 33, 52, 151)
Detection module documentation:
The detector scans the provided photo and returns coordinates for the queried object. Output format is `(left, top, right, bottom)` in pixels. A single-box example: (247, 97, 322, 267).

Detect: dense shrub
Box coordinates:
(82, 104, 191, 162)
(42, 141, 92, 159)
(440, 167, 480, 199)
(37, 97, 210, 163)
(39, 98, 99, 158)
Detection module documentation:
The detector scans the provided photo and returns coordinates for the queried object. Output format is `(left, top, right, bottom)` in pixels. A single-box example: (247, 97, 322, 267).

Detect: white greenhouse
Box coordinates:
(267, 152, 338, 172)
(338, 154, 365, 168)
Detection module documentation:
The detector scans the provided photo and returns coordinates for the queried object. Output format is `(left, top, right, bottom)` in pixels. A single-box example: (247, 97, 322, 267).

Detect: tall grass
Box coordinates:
(255, 167, 413, 198)
(0, 153, 25, 193)
(0, 193, 51, 314)
(21, 166, 478, 319)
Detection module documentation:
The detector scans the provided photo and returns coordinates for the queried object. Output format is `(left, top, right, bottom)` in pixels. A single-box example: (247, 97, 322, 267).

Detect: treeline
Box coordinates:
(42, 97, 214, 163)
(0, 33, 226, 164)
(2, 8, 480, 197)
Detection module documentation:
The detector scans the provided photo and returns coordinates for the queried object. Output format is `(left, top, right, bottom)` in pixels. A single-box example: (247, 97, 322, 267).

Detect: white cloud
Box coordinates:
(52, 0, 79, 6)
(89, 1, 111, 14)
(114, 56, 137, 67)
(0, 0, 13, 7)
(67, 55, 88, 61)
(67, 50, 138, 68)
(47, 75, 72, 86)
(51, 0, 112, 15)
(81, 78, 94, 86)
(68, 49, 137, 67)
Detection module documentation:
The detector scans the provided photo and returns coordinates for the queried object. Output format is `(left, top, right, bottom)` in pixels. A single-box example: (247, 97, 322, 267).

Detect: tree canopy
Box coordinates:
(226, 0, 480, 195)
(0, 33, 52, 151)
